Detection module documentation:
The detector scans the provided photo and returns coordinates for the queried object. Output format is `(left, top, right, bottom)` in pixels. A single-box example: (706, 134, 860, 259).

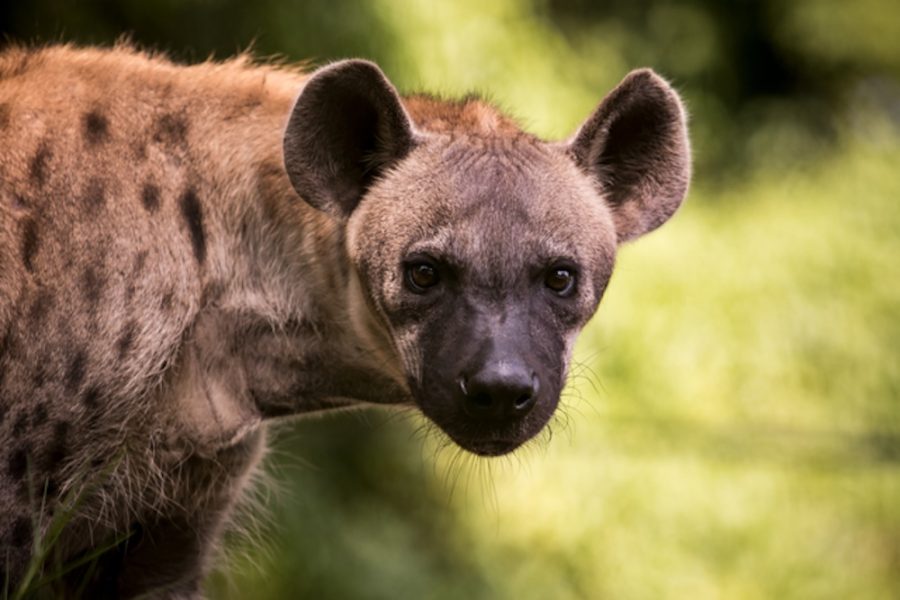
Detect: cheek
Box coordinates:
(561, 329, 580, 376)
(392, 325, 424, 384)
(383, 293, 471, 387)
(537, 288, 590, 336)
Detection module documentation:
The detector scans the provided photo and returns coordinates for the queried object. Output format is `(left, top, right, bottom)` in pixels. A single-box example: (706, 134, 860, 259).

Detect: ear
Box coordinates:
(568, 69, 691, 243)
(283, 59, 417, 219)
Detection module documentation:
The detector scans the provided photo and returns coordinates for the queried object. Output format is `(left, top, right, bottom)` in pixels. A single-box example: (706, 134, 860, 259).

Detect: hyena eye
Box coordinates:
(544, 267, 577, 297)
(405, 261, 440, 293)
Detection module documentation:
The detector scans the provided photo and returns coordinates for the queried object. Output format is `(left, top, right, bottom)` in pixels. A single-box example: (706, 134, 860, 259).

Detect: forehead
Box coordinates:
(350, 136, 617, 275)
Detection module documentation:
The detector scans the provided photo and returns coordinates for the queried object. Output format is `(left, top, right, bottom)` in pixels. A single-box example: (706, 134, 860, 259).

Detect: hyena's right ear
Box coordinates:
(283, 60, 417, 219)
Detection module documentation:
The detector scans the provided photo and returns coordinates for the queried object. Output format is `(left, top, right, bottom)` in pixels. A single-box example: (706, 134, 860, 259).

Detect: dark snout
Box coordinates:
(459, 358, 538, 421)
(442, 310, 558, 456)
(414, 300, 565, 458)
(449, 334, 550, 456)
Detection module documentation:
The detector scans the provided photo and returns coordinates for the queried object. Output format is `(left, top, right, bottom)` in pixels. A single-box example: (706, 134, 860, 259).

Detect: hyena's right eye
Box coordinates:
(404, 260, 440, 293)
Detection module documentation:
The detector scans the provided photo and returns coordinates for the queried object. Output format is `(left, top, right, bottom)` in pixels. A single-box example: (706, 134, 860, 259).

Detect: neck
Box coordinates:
(177, 70, 411, 426)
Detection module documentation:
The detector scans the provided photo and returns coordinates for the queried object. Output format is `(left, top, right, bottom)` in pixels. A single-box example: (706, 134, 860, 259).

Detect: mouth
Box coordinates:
(464, 439, 522, 457)
(415, 386, 558, 457)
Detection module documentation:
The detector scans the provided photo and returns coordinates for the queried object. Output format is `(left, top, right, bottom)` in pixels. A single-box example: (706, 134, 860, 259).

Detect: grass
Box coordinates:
(4, 455, 132, 599)
(207, 134, 900, 599)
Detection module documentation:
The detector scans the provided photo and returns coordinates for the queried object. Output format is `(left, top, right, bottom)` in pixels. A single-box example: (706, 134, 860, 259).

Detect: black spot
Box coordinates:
(82, 178, 106, 212)
(153, 113, 189, 146)
(9, 446, 28, 479)
(82, 266, 104, 307)
(83, 110, 109, 144)
(0, 323, 12, 356)
(0, 102, 9, 129)
(116, 321, 137, 360)
(21, 218, 39, 272)
(10, 517, 31, 548)
(125, 282, 136, 304)
(13, 411, 29, 436)
(141, 182, 161, 213)
(160, 289, 174, 312)
(133, 250, 148, 274)
(27, 290, 53, 326)
(179, 189, 206, 264)
(82, 386, 101, 411)
(29, 143, 51, 186)
(65, 351, 87, 393)
(45, 421, 70, 468)
(32, 403, 48, 427)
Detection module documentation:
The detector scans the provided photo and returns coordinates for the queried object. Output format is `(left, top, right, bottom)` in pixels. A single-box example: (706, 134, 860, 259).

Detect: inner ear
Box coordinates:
(568, 69, 691, 243)
(283, 60, 417, 219)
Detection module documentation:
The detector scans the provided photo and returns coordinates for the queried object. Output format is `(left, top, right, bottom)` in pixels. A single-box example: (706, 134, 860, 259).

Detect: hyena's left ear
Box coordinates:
(568, 69, 691, 243)
(283, 59, 417, 219)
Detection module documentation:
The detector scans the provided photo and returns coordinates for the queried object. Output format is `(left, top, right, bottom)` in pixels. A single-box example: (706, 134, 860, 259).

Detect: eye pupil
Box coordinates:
(545, 268, 575, 295)
(406, 262, 439, 292)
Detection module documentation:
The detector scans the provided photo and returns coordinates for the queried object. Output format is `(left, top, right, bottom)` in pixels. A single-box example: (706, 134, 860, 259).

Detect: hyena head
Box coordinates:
(283, 60, 689, 456)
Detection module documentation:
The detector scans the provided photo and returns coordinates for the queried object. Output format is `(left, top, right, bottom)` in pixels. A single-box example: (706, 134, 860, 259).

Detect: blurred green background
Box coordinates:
(4, 1, 899, 598)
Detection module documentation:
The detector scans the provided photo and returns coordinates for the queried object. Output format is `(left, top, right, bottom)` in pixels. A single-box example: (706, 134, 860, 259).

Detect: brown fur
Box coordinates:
(0, 44, 690, 597)
(402, 94, 524, 136)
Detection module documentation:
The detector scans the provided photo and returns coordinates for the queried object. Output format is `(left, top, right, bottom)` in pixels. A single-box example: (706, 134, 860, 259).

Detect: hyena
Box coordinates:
(0, 44, 690, 597)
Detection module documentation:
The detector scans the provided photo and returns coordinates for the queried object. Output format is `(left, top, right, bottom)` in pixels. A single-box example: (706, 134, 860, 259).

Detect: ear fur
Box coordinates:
(283, 60, 417, 218)
(569, 69, 691, 243)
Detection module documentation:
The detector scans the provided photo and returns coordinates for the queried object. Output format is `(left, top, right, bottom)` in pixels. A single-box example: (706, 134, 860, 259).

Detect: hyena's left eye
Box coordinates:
(544, 267, 577, 297)
(405, 261, 440, 293)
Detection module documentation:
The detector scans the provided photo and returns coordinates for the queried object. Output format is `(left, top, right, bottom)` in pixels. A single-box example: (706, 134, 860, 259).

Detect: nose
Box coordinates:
(460, 362, 539, 421)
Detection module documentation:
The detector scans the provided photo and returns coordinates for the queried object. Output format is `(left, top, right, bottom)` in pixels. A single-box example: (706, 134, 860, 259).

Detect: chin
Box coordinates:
(417, 388, 558, 458)
(462, 439, 523, 457)
(438, 422, 544, 457)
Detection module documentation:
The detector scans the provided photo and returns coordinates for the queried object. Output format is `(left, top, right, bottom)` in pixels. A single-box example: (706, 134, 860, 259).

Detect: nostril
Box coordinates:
(460, 377, 497, 416)
(512, 373, 539, 412)
(514, 393, 532, 410)
(460, 369, 539, 420)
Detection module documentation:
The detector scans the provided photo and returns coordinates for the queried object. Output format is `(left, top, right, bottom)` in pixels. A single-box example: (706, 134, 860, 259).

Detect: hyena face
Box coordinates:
(349, 146, 616, 456)
(284, 60, 690, 456)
